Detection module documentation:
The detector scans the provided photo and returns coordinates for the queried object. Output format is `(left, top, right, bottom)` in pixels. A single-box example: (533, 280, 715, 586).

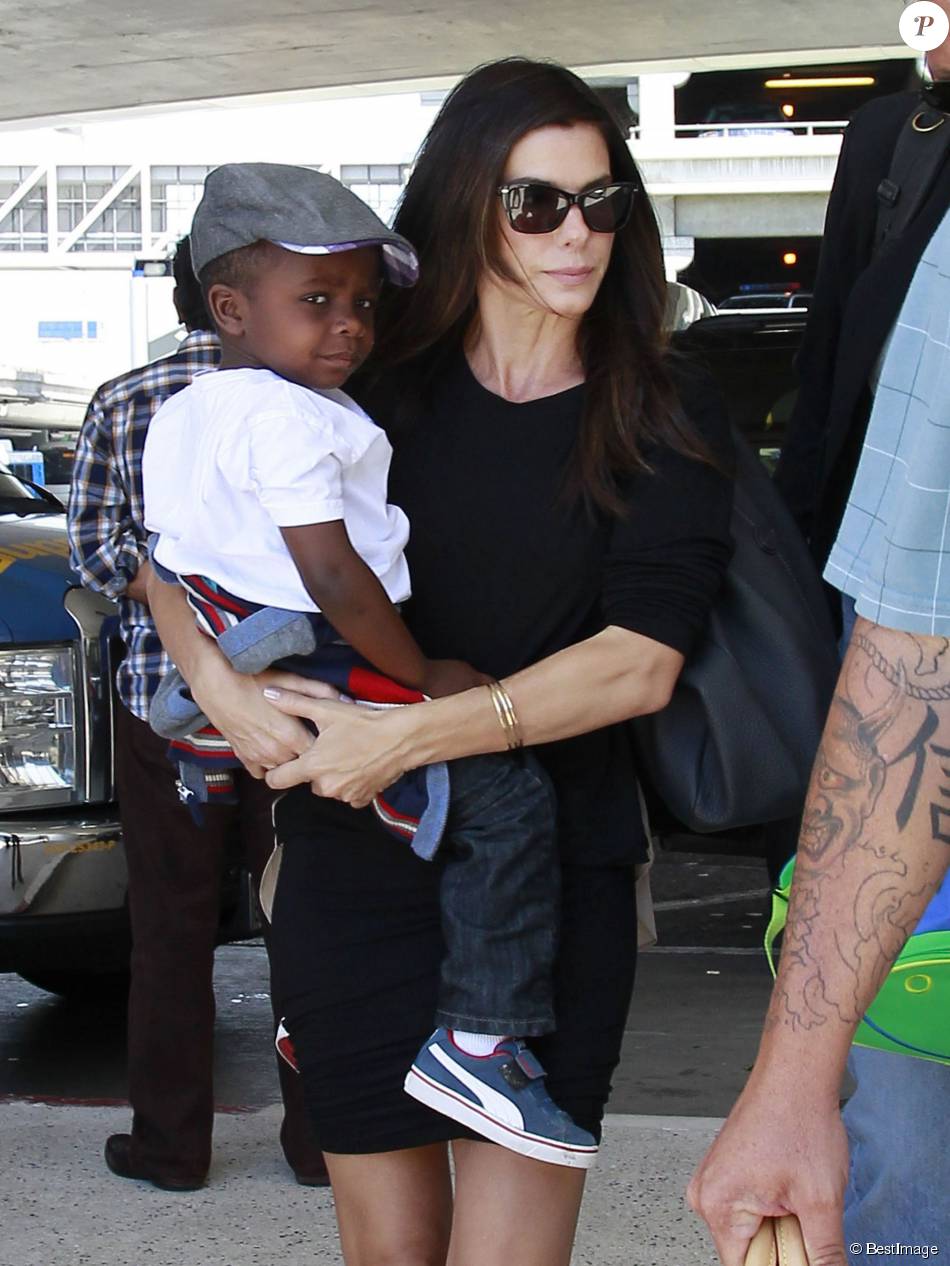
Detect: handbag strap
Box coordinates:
(874, 100, 950, 256)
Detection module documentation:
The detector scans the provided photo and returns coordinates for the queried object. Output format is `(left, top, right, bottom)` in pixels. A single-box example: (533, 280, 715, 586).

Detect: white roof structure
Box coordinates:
(0, 0, 906, 126)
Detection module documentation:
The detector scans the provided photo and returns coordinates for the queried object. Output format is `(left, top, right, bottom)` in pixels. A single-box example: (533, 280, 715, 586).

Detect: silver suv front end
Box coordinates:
(0, 587, 124, 928)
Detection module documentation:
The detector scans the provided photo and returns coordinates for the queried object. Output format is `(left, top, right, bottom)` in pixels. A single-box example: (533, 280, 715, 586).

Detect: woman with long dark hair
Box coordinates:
(151, 57, 733, 1263)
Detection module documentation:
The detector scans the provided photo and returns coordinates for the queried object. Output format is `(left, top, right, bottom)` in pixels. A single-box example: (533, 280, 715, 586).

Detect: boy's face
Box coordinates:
(214, 243, 382, 390)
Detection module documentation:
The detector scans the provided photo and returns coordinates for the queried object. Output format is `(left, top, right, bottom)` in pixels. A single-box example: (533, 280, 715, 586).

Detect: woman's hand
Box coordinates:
(145, 567, 343, 776)
(193, 665, 338, 779)
(262, 688, 414, 806)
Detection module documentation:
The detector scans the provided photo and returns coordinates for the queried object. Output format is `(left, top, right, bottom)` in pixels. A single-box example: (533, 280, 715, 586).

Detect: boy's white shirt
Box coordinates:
(142, 367, 411, 613)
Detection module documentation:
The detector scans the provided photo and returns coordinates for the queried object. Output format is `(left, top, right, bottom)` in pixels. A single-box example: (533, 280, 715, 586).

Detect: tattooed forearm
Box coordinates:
(774, 855, 931, 1031)
(852, 630, 950, 702)
(766, 622, 950, 1036)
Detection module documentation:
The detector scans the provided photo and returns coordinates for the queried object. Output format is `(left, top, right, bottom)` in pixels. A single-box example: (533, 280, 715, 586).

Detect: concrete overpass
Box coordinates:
(0, 1, 907, 127)
(0, 0, 917, 380)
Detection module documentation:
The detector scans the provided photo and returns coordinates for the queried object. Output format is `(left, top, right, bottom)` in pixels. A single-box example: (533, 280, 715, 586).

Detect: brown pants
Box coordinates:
(115, 702, 319, 1182)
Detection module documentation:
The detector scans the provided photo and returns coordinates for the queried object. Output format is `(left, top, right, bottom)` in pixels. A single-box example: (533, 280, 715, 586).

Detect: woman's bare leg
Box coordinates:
(447, 1139, 586, 1266)
(326, 1144, 454, 1266)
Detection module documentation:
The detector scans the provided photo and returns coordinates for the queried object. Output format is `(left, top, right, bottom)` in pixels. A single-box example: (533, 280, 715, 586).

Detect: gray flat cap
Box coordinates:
(190, 162, 418, 287)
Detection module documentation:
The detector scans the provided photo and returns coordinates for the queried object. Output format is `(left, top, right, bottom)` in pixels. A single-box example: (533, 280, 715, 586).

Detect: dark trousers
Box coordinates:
(115, 702, 320, 1182)
(435, 751, 558, 1036)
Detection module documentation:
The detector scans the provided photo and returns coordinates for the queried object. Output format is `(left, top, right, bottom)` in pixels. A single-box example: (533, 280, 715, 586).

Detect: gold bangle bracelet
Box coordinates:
(486, 679, 524, 751)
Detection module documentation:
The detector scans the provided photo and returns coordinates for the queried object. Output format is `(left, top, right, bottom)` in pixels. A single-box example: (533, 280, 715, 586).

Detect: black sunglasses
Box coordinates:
(496, 180, 638, 234)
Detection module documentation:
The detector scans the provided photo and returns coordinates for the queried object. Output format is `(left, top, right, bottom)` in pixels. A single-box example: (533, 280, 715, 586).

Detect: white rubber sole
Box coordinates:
(404, 1065, 598, 1170)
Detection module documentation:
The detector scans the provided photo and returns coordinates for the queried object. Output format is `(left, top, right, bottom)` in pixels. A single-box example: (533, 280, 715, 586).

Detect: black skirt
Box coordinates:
(268, 790, 639, 1155)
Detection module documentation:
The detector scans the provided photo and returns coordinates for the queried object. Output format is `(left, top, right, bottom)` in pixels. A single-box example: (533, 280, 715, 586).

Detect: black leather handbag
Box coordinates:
(630, 432, 839, 834)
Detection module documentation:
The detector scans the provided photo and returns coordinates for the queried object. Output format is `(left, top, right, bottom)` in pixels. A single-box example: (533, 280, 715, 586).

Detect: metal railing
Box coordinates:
(631, 120, 850, 141)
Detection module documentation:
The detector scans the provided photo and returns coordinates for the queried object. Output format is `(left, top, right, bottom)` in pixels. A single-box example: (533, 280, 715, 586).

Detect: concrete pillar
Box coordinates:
(637, 73, 680, 145)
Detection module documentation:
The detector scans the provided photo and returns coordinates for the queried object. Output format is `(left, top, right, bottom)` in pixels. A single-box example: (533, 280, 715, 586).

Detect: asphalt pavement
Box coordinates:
(0, 845, 776, 1265)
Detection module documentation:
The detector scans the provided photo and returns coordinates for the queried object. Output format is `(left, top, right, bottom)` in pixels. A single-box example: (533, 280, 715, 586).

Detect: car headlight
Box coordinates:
(0, 645, 76, 809)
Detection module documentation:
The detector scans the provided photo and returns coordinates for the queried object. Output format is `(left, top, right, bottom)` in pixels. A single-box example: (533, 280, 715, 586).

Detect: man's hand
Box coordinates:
(687, 1075, 849, 1266)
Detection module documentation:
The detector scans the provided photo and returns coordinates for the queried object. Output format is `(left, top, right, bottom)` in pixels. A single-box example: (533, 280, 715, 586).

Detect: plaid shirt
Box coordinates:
(825, 207, 950, 636)
(67, 331, 220, 720)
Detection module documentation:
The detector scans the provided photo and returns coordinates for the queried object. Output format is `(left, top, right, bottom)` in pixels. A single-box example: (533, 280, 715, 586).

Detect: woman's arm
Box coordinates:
(414, 624, 680, 758)
(264, 624, 682, 805)
(146, 569, 317, 777)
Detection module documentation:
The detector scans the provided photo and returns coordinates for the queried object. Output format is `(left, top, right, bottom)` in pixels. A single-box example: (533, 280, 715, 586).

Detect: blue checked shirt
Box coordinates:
(825, 206, 950, 636)
(68, 331, 220, 720)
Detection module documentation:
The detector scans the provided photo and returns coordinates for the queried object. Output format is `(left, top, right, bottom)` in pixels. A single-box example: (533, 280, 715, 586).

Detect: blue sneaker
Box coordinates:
(404, 1028, 599, 1169)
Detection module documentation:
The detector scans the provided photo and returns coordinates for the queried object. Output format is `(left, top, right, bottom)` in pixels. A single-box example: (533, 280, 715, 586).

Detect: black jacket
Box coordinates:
(774, 91, 950, 568)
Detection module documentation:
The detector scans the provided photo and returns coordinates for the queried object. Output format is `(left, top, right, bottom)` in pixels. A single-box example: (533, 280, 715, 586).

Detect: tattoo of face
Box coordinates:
(800, 692, 895, 867)
(769, 626, 947, 1034)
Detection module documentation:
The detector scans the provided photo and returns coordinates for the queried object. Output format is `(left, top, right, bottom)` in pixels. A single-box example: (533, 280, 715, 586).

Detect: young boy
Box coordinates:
(141, 162, 597, 1169)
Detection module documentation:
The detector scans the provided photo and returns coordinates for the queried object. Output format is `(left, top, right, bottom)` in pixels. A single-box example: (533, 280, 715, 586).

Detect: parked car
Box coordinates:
(0, 462, 258, 998)
(718, 292, 811, 313)
(673, 307, 807, 466)
(0, 366, 88, 503)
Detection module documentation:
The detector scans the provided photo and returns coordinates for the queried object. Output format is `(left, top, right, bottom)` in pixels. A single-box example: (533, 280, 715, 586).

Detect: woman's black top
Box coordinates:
(277, 353, 734, 867)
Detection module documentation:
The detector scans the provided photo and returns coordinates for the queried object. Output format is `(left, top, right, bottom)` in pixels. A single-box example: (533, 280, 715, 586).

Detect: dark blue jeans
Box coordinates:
(435, 751, 558, 1037)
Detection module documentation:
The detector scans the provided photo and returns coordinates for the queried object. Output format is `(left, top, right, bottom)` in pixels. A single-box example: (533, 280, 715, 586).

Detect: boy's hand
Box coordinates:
(422, 659, 492, 698)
